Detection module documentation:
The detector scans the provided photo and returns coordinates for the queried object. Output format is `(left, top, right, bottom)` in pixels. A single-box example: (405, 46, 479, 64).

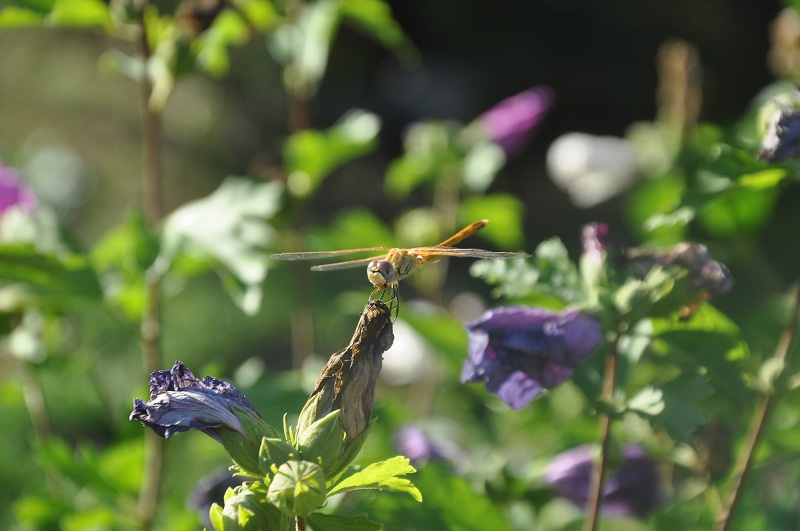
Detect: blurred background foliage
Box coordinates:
(0, 0, 798, 529)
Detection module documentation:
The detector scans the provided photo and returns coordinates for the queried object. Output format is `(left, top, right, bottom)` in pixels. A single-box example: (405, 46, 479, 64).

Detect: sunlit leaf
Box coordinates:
(458, 193, 525, 249)
(284, 109, 381, 196)
(401, 310, 467, 372)
(159, 178, 283, 315)
(47, 0, 110, 28)
(340, 0, 416, 58)
(327, 456, 420, 501)
(0, 6, 46, 27)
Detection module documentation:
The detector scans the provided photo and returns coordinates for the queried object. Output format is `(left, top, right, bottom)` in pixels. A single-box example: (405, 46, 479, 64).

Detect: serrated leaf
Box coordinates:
(159, 177, 282, 315)
(327, 456, 420, 501)
(284, 110, 381, 196)
(631, 373, 712, 444)
(306, 512, 382, 531)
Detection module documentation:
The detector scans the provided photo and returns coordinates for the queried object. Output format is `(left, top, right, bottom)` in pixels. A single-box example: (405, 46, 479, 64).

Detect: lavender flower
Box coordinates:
(0, 162, 36, 214)
(478, 86, 554, 153)
(461, 307, 603, 409)
(395, 424, 464, 468)
(544, 445, 663, 518)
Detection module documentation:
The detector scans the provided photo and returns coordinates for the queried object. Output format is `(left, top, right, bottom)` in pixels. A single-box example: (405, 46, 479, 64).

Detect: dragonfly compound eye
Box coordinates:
(367, 260, 396, 288)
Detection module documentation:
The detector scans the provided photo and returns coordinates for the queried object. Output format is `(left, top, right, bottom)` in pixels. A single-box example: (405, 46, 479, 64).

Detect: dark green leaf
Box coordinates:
(628, 373, 712, 444)
(0, 244, 102, 308)
(307, 512, 382, 531)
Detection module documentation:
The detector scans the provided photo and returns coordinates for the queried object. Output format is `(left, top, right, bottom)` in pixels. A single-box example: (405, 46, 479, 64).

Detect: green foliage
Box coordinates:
(284, 110, 382, 197)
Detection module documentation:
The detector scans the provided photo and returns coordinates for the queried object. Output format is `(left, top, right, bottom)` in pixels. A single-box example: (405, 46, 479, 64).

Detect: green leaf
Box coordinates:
(0, 6, 46, 27)
(384, 121, 458, 199)
(193, 9, 251, 77)
(458, 194, 526, 249)
(628, 373, 712, 444)
(0, 244, 102, 309)
(306, 512, 382, 531)
(327, 456, 420, 501)
(400, 310, 467, 374)
(306, 209, 394, 252)
(470, 237, 581, 305)
(344, 464, 513, 531)
(159, 177, 283, 315)
(47, 0, 110, 28)
(284, 110, 381, 197)
(340, 0, 416, 58)
(90, 212, 158, 321)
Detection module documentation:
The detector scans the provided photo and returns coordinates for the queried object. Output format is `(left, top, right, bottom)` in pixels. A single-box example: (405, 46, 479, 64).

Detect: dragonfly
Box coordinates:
(270, 219, 531, 314)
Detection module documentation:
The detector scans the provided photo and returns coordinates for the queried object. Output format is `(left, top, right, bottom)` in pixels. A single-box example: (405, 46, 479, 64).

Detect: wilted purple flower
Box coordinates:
(461, 307, 603, 409)
(130, 361, 260, 441)
(395, 424, 464, 468)
(757, 107, 800, 162)
(544, 445, 663, 518)
(478, 86, 554, 153)
(625, 242, 733, 297)
(0, 162, 36, 214)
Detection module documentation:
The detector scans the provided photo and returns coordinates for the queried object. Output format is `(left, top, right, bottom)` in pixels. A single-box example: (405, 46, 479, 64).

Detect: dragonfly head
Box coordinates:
(367, 260, 396, 289)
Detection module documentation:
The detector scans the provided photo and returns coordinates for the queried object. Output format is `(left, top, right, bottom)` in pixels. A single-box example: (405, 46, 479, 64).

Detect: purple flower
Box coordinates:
(757, 107, 800, 163)
(130, 361, 275, 475)
(581, 222, 610, 263)
(130, 361, 261, 441)
(395, 424, 464, 468)
(0, 162, 36, 214)
(544, 445, 663, 518)
(461, 307, 603, 409)
(478, 86, 554, 153)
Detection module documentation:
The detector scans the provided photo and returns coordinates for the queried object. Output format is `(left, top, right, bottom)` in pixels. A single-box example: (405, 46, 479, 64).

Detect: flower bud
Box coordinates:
(266, 460, 327, 517)
(210, 481, 290, 531)
(295, 300, 393, 476)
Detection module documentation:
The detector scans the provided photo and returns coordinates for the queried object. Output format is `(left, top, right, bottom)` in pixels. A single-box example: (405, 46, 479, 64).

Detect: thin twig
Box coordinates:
(585, 338, 619, 531)
(714, 284, 800, 531)
(135, 6, 165, 529)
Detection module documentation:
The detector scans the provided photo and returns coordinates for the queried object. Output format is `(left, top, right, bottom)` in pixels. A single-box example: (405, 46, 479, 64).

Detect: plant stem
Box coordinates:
(585, 338, 619, 531)
(135, 6, 165, 529)
(714, 284, 800, 531)
(296, 516, 307, 531)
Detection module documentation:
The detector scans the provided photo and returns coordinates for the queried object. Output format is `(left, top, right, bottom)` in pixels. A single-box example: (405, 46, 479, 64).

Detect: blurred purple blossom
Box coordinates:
(461, 307, 603, 409)
(395, 424, 464, 468)
(544, 445, 663, 518)
(0, 162, 36, 214)
(757, 107, 800, 163)
(581, 222, 610, 263)
(478, 86, 554, 153)
(130, 361, 260, 442)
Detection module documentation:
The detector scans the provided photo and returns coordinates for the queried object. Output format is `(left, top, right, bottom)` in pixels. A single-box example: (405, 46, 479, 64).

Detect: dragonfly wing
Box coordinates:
(270, 247, 391, 261)
(310, 255, 385, 271)
(411, 247, 531, 261)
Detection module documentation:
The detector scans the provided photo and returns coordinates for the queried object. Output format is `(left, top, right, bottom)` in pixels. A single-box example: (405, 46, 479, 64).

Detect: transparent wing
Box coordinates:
(412, 247, 531, 262)
(270, 247, 392, 261)
(310, 256, 385, 271)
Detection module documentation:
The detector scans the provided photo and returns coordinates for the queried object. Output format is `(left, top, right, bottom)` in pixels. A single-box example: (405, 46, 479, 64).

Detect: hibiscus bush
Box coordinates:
(1, 1, 799, 530)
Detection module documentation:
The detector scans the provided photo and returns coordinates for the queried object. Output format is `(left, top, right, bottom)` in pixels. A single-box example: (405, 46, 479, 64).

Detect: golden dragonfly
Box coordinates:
(270, 219, 530, 313)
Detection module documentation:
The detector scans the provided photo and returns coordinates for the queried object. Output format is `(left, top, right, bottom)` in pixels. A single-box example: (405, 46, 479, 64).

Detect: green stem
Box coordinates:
(135, 6, 165, 529)
(584, 337, 618, 531)
(714, 284, 800, 531)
